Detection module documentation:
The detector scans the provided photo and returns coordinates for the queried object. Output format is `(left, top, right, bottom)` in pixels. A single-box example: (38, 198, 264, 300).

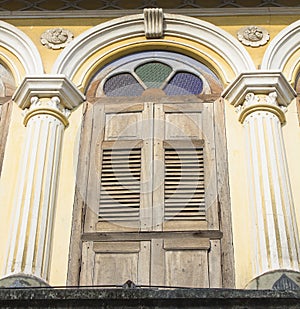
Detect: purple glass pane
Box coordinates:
(164, 72, 203, 96)
(104, 73, 144, 96)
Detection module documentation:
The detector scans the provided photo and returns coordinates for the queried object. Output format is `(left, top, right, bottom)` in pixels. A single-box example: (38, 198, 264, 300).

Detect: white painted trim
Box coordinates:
(222, 71, 296, 107)
(52, 13, 255, 86)
(0, 21, 43, 81)
(261, 20, 300, 81)
(13, 75, 85, 110)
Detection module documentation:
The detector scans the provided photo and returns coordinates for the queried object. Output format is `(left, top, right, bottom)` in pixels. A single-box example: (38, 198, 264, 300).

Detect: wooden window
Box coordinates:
(70, 51, 234, 288)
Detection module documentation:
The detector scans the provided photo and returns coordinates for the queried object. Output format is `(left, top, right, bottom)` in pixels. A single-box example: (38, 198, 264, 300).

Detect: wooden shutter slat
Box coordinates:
(164, 145, 205, 221)
(99, 147, 141, 222)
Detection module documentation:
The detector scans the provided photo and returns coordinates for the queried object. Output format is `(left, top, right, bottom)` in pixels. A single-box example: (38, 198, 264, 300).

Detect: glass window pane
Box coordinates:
(164, 72, 203, 95)
(104, 73, 144, 96)
(135, 61, 172, 88)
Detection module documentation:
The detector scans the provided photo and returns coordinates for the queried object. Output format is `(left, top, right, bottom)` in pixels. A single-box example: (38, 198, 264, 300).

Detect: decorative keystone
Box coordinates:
(144, 8, 164, 39)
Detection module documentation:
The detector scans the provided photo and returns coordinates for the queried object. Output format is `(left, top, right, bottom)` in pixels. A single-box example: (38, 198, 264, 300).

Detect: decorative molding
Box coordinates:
(236, 92, 287, 124)
(40, 28, 74, 50)
(143, 8, 163, 39)
(0, 21, 43, 81)
(52, 13, 255, 86)
(237, 26, 269, 47)
(12, 75, 85, 110)
(222, 71, 296, 108)
(261, 20, 300, 81)
(23, 96, 71, 127)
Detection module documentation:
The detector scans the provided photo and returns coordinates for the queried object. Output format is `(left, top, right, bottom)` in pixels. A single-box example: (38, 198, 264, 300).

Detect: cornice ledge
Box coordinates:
(13, 74, 85, 110)
(222, 71, 296, 107)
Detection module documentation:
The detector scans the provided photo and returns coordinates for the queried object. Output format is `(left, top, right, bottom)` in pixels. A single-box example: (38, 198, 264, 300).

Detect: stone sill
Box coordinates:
(0, 287, 299, 308)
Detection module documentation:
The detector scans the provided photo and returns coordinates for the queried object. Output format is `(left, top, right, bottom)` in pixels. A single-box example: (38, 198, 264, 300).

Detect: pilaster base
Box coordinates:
(246, 270, 300, 290)
(0, 273, 50, 287)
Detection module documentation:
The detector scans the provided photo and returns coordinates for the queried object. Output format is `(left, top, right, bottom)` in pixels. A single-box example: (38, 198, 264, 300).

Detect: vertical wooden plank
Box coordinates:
(203, 102, 219, 230)
(214, 98, 235, 288)
(209, 240, 222, 288)
(152, 103, 164, 231)
(85, 102, 105, 232)
(150, 239, 165, 286)
(79, 241, 95, 286)
(138, 241, 151, 286)
(67, 101, 93, 286)
(140, 102, 153, 231)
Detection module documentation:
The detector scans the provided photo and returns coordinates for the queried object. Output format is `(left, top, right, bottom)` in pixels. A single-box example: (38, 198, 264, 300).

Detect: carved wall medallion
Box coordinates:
(237, 26, 269, 47)
(40, 28, 73, 49)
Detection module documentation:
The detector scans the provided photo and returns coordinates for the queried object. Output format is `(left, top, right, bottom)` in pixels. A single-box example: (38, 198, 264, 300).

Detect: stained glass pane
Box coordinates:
(164, 72, 203, 95)
(135, 62, 172, 88)
(104, 73, 144, 96)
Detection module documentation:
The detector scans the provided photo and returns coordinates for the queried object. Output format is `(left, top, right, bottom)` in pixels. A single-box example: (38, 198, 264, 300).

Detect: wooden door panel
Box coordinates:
(80, 241, 150, 286)
(150, 237, 211, 288)
(165, 250, 209, 288)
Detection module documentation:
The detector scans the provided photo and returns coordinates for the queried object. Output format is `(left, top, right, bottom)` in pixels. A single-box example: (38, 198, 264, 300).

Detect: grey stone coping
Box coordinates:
(0, 287, 300, 308)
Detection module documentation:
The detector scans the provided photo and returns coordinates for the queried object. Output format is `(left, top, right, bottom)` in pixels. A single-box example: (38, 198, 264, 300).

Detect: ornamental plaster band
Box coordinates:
(223, 72, 300, 289)
(0, 76, 84, 287)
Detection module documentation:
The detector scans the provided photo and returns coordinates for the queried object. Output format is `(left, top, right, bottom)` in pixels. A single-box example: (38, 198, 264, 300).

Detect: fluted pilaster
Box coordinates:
(223, 72, 300, 280)
(240, 92, 299, 274)
(1, 76, 84, 286)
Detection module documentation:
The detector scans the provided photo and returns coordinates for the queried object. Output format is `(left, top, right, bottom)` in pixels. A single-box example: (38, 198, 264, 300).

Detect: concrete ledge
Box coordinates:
(0, 288, 300, 308)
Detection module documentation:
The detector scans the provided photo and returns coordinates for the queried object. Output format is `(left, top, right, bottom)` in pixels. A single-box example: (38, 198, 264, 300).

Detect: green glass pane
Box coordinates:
(135, 62, 172, 88)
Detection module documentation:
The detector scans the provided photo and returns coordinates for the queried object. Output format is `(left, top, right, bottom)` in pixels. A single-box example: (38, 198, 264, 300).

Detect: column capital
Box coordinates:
(222, 71, 296, 123)
(12, 74, 85, 127)
(13, 74, 85, 111)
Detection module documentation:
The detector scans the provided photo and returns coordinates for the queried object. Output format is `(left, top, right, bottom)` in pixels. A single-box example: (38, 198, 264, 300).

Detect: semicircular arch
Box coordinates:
(0, 21, 44, 85)
(52, 13, 255, 91)
(261, 20, 300, 83)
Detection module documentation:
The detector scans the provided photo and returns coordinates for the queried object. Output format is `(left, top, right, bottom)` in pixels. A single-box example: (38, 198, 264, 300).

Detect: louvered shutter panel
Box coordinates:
(164, 141, 205, 221)
(99, 145, 141, 223)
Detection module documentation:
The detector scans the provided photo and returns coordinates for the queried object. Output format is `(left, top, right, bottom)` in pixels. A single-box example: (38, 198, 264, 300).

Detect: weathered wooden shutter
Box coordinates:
(99, 141, 142, 224)
(153, 102, 211, 231)
(164, 140, 205, 221)
(81, 99, 223, 288)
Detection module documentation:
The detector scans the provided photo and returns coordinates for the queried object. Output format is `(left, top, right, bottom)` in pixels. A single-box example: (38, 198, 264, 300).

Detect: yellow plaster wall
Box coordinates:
(282, 100, 300, 235)
(224, 102, 253, 289)
(0, 104, 26, 275)
(0, 14, 299, 288)
(49, 105, 83, 286)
